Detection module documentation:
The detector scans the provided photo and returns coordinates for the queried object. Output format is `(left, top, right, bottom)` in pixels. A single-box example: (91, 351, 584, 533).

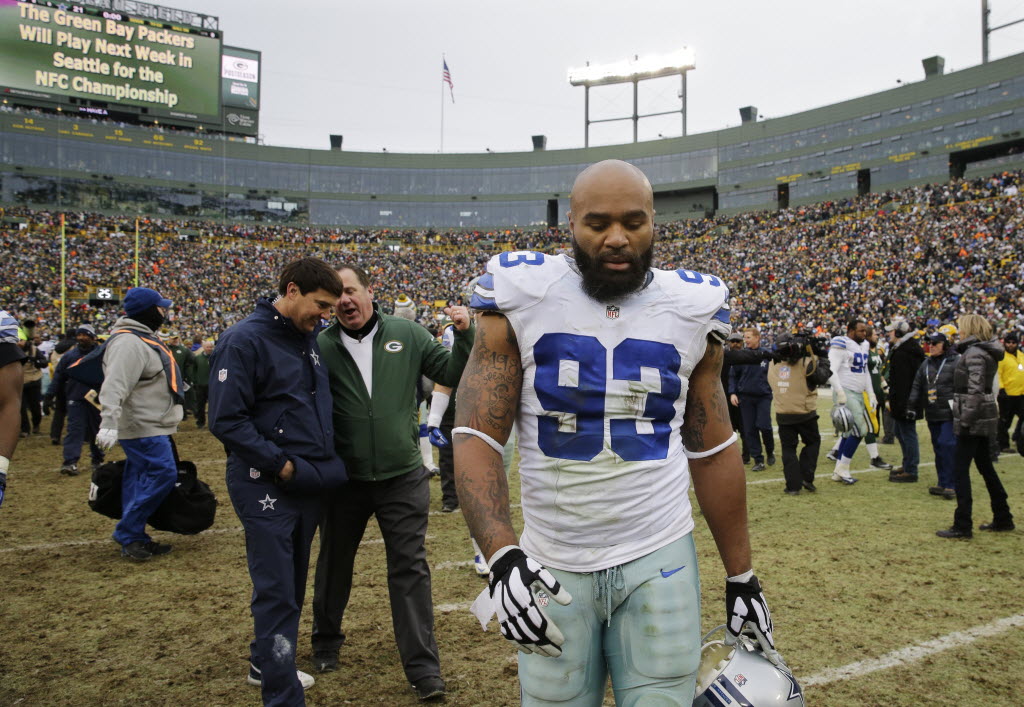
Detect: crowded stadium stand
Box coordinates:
(3, 52, 1024, 227)
(4, 164, 1022, 341)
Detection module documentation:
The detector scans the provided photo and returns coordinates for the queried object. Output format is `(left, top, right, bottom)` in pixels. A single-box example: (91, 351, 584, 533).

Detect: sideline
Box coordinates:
(747, 461, 936, 486)
(0, 531, 433, 555)
(2, 456, 938, 555)
(802, 613, 1024, 687)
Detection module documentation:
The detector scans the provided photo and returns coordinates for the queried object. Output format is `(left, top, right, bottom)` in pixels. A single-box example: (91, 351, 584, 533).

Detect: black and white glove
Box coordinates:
(488, 545, 572, 657)
(725, 573, 782, 666)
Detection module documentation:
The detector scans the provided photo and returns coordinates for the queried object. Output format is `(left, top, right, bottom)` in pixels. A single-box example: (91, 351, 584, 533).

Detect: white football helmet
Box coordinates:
(831, 404, 856, 437)
(694, 626, 805, 707)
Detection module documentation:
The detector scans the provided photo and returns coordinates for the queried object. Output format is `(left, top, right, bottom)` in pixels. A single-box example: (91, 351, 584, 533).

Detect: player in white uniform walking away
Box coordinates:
(828, 319, 877, 484)
(453, 160, 792, 705)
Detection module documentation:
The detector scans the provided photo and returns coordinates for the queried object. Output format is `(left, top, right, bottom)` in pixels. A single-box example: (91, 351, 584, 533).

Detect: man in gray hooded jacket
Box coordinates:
(95, 287, 184, 561)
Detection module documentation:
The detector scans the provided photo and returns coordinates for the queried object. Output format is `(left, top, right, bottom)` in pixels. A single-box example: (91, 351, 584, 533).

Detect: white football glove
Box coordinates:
(95, 428, 119, 451)
(488, 545, 572, 657)
(725, 573, 782, 667)
(833, 387, 847, 405)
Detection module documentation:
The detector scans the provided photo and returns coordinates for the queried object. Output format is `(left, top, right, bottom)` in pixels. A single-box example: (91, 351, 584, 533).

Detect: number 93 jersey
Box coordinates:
(828, 335, 870, 393)
(471, 251, 731, 572)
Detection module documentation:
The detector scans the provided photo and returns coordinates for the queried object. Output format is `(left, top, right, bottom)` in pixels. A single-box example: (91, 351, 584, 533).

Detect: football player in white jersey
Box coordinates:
(827, 319, 877, 484)
(453, 161, 785, 705)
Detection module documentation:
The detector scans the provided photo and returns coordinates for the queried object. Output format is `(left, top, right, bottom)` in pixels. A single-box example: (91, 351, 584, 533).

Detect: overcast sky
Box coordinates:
(198, 0, 1024, 154)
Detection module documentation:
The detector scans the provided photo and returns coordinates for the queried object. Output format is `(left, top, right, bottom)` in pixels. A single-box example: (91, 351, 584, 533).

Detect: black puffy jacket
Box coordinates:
(952, 337, 1004, 438)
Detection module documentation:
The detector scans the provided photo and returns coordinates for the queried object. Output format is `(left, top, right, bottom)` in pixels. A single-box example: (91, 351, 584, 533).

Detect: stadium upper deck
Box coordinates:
(2, 52, 1024, 228)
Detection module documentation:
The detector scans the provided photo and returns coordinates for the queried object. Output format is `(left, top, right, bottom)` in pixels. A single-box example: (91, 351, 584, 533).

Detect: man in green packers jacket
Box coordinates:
(167, 334, 197, 420)
(193, 340, 214, 428)
(311, 263, 473, 702)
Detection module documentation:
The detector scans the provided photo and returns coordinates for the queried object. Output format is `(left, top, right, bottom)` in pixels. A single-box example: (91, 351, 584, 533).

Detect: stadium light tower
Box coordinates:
(569, 47, 695, 147)
(982, 0, 1024, 63)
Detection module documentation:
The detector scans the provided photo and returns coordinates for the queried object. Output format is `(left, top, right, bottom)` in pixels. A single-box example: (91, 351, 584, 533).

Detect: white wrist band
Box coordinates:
(452, 426, 505, 455)
(727, 569, 755, 583)
(427, 391, 450, 428)
(0, 455, 8, 473)
(684, 432, 738, 459)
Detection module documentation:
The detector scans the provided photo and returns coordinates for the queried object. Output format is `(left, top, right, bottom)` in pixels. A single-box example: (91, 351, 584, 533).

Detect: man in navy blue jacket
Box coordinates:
(729, 327, 776, 471)
(47, 325, 104, 476)
(209, 258, 347, 707)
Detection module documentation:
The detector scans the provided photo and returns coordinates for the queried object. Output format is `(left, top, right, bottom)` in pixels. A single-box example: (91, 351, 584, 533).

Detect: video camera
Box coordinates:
(775, 329, 830, 362)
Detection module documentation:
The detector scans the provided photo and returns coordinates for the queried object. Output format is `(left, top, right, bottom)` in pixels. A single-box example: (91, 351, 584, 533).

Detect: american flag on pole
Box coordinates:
(442, 59, 454, 103)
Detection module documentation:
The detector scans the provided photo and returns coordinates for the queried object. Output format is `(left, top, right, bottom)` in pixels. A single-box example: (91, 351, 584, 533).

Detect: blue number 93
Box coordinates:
(533, 333, 680, 462)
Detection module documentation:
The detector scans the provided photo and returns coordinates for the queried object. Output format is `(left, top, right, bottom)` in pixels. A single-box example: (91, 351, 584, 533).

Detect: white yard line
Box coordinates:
(436, 601, 475, 613)
(802, 613, 1024, 687)
(747, 461, 936, 486)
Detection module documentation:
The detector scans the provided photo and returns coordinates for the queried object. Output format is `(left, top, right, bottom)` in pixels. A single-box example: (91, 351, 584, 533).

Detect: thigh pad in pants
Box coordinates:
(519, 535, 700, 706)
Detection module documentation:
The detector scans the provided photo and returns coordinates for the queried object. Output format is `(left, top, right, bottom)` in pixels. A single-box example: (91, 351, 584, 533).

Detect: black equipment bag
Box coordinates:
(87, 438, 217, 534)
(88, 460, 126, 519)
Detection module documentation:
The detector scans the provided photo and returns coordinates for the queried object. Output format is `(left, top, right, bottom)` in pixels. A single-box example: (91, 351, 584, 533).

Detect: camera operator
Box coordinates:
(768, 331, 833, 495)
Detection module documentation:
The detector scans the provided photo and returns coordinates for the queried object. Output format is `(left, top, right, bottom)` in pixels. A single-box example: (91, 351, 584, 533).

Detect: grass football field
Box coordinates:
(1, 397, 1022, 706)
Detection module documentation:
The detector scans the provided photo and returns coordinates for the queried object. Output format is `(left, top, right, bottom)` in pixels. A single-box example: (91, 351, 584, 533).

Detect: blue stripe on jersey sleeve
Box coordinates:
(830, 341, 846, 349)
(477, 272, 494, 291)
(713, 306, 731, 325)
(470, 294, 499, 311)
(0, 310, 19, 344)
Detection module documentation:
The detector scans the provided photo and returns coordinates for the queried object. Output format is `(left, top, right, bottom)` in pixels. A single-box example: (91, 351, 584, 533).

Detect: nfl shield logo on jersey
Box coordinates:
(218, 368, 227, 382)
(606, 305, 620, 320)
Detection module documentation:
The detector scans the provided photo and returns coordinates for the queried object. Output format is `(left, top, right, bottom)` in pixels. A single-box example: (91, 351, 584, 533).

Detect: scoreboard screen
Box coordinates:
(0, 0, 221, 123)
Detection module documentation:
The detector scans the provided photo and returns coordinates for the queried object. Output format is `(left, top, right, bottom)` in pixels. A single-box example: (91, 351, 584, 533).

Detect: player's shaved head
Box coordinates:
(569, 160, 653, 215)
(568, 160, 655, 302)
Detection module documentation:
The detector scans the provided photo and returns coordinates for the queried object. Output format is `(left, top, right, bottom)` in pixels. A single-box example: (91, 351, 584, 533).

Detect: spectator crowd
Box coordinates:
(4, 169, 1023, 343)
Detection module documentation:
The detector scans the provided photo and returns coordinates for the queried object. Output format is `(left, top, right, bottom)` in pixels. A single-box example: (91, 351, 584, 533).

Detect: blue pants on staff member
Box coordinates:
(227, 456, 321, 707)
(112, 435, 178, 547)
(738, 394, 774, 462)
(63, 400, 104, 467)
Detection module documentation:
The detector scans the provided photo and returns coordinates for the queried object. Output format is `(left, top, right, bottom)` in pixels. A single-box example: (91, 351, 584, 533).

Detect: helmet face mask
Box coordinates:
(694, 627, 805, 707)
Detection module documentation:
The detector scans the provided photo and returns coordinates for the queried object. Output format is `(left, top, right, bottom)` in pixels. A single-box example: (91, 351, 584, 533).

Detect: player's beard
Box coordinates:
(572, 240, 653, 303)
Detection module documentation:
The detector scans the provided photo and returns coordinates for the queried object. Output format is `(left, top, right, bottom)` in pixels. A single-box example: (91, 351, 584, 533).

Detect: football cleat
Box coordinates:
(247, 663, 315, 690)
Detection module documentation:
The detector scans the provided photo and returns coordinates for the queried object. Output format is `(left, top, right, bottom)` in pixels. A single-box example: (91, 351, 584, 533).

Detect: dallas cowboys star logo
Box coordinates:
(258, 494, 277, 511)
(310, 351, 320, 366)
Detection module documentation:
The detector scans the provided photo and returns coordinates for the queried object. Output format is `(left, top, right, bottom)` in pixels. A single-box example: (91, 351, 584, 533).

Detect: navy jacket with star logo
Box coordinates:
(209, 298, 346, 492)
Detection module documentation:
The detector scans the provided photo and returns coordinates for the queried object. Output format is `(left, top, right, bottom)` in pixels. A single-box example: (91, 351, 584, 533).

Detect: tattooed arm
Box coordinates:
(453, 312, 522, 560)
(683, 336, 752, 577)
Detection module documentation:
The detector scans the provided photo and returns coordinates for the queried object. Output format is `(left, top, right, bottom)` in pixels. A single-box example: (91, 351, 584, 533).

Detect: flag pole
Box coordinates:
(60, 213, 66, 334)
(440, 54, 445, 153)
(134, 218, 140, 286)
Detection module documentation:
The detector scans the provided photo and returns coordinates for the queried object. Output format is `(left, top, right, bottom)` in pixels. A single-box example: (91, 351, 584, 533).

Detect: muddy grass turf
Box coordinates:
(1, 403, 1022, 706)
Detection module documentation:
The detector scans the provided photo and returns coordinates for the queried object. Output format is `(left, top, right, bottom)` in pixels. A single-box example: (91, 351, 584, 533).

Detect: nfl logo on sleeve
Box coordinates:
(218, 368, 228, 382)
(606, 305, 620, 320)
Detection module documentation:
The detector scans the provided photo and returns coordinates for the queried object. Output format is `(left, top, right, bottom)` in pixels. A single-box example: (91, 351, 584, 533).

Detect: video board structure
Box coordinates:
(0, 0, 260, 134)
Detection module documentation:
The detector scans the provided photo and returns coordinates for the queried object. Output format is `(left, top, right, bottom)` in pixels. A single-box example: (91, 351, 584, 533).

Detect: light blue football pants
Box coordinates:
(518, 534, 701, 706)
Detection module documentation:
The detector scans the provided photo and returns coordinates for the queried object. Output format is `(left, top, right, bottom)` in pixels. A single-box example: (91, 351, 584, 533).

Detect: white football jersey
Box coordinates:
(828, 335, 870, 393)
(471, 251, 731, 572)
